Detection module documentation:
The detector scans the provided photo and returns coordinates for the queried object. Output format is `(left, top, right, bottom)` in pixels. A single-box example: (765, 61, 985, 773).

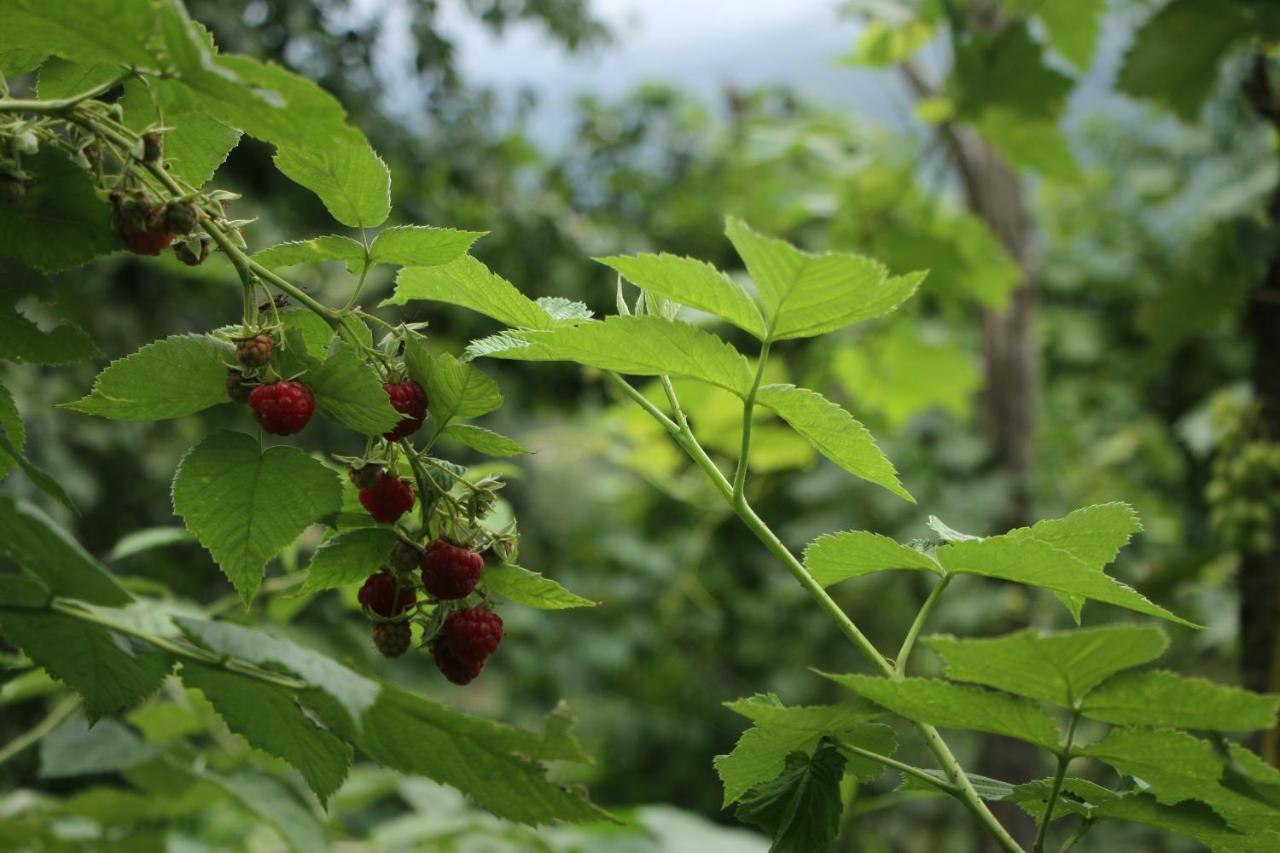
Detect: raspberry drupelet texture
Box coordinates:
(357, 571, 416, 618)
(359, 474, 415, 524)
(382, 381, 428, 441)
(432, 641, 486, 685)
(372, 621, 412, 658)
(248, 380, 315, 435)
(420, 538, 484, 600)
(236, 333, 273, 367)
(442, 607, 503, 663)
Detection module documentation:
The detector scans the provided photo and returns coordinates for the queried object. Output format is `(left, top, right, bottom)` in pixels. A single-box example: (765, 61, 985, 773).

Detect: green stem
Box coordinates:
(732, 340, 771, 501)
(0, 74, 130, 114)
(837, 741, 959, 796)
(1035, 712, 1080, 853)
(0, 694, 79, 766)
(895, 574, 952, 676)
(1057, 818, 1094, 853)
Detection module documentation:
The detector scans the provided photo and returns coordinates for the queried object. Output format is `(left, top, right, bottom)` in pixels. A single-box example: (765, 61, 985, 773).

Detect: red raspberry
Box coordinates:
(359, 474, 415, 524)
(372, 621, 412, 658)
(382, 381, 428, 441)
(442, 607, 503, 663)
(248, 380, 315, 435)
(432, 641, 486, 685)
(357, 571, 416, 618)
(420, 539, 483, 600)
(236, 334, 273, 367)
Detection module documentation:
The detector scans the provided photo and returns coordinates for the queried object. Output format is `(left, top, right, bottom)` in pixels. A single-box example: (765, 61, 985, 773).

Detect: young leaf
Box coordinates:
(368, 225, 484, 268)
(439, 423, 531, 457)
(724, 217, 922, 341)
(0, 300, 100, 365)
(273, 127, 390, 229)
(203, 768, 327, 853)
(425, 353, 502, 425)
(474, 315, 755, 397)
(181, 663, 351, 803)
(61, 334, 232, 421)
(298, 527, 399, 596)
(387, 256, 559, 330)
(1080, 670, 1280, 732)
(735, 745, 847, 853)
(252, 235, 365, 269)
(307, 343, 403, 435)
(755, 384, 911, 501)
(822, 674, 1062, 750)
(172, 431, 343, 604)
(922, 624, 1170, 707)
(482, 564, 596, 610)
(803, 531, 942, 587)
(596, 253, 766, 338)
(0, 495, 129, 605)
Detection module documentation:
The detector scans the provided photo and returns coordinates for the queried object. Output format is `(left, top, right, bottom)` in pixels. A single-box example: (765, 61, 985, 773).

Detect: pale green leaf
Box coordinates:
(274, 128, 390, 228)
(369, 225, 483, 268)
(307, 343, 403, 435)
(252, 235, 365, 269)
(386, 256, 558, 329)
(535, 296, 593, 324)
(735, 745, 846, 853)
(425, 353, 502, 425)
(298, 527, 398, 596)
(39, 716, 156, 779)
(107, 527, 194, 562)
(0, 495, 129, 605)
(62, 334, 231, 421)
(756, 384, 911, 501)
(482, 564, 596, 610)
(597, 253, 766, 338)
(1036, 0, 1105, 69)
(974, 108, 1081, 183)
(439, 423, 531, 457)
(203, 768, 327, 853)
(1080, 670, 1280, 732)
(172, 431, 343, 604)
(803, 531, 941, 587)
(1, 0, 159, 68)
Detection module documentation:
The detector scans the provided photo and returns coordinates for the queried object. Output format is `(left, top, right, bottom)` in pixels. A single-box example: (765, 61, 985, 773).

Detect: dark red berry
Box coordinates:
(163, 200, 199, 234)
(442, 607, 503, 663)
(358, 571, 416, 617)
(236, 333, 273, 367)
(359, 474, 415, 524)
(248, 380, 315, 435)
(372, 621, 412, 658)
(432, 641, 485, 685)
(110, 191, 172, 256)
(382, 381, 428, 442)
(420, 539, 484, 600)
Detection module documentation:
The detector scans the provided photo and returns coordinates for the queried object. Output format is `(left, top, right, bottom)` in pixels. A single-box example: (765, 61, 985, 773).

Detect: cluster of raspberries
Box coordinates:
(357, 539, 503, 685)
(110, 190, 210, 265)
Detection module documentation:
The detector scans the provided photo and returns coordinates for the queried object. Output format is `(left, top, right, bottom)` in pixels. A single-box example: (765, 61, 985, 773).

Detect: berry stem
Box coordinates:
(894, 573, 952, 677)
(732, 339, 771, 502)
(1034, 711, 1080, 853)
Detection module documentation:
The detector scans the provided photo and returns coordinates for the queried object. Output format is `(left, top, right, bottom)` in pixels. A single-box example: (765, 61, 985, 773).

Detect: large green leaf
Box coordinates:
(307, 343, 403, 436)
(725, 217, 922, 341)
(369, 225, 483, 268)
(0, 299, 100, 364)
(922, 624, 1170, 707)
(473, 315, 756, 396)
(1080, 670, 1280, 732)
(439, 423, 530, 457)
(181, 663, 350, 803)
(735, 745, 847, 853)
(172, 431, 343, 604)
(1, 0, 161, 68)
(387, 256, 560, 329)
(597, 253, 766, 338)
(425, 353, 503, 425)
(252, 235, 366, 269)
(0, 149, 118, 272)
(803, 531, 942, 587)
(120, 77, 241, 188)
(1078, 727, 1222, 806)
(1035, 0, 1105, 69)
(203, 768, 327, 853)
(823, 675, 1061, 750)
(62, 334, 231, 421)
(756, 385, 910, 501)
(0, 495, 130, 605)
(482, 564, 596, 610)
(274, 127, 390, 229)
(298, 527, 398, 596)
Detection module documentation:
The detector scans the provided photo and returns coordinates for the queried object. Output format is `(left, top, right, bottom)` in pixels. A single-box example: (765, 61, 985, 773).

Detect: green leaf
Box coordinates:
(822, 674, 1062, 750)
(181, 663, 350, 803)
(1, 0, 160, 68)
(972, 108, 1082, 184)
(39, 716, 157, 778)
(0, 299, 100, 364)
(0, 495, 129, 605)
(368, 225, 483, 268)
(597, 253, 766, 338)
(803, 531, 941, 587)
(120, 77, 241, 188)
(755, 384, 911, 501)
(273, 127, 390, 229)
(953, 22, 1073, 121)
(1077, 727, 1222, 806)
(357, 685, 612, 825)
(62, 334, 232, 421)
(307, 343, 402, 435)
(474, 315, 755, 396)
(0, 610, 169, 720)
(1117, 0, 1253, 123)
(425, 353, 502, 425)
(735, 745, 846, 853)
(0, 381, 20, 482)
(172, 431, 343, 604)
(252, 235, 366, 269)
(935, 504, 1195, 626)
(439, 423, 531, 457)
(724, 217, 922, 341)
(203, 768, 327, 853)
(922, 624, 1170, 707)
(482, 564, 596, 610)
(0, 149, 118, 272)
(535, 296, 593, 323)
(39, 59, 122, 100)
(107, 527, 194, 561)
(900, 769, 1017, 802)
(386, 256, 560, 329)
(0, 426, 79, 514)
(1035, 0, 1105, 69)
(1080, 670, 1280, 732)
(298, 527, 398, 596)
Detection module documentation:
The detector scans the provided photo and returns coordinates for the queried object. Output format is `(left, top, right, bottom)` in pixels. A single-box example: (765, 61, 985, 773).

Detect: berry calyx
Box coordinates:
(248, 380, 315, 435)
(389, 541, 420, 572)
(225, 370, 255, 403)
(432, 641, 485, 685)
(359, 474, 415, 524)
(236, 333, 273, 367)
(357, 571, 416, 618)
(173, 235, 211, 266)
(420, 539, 484, 600)
(382, 381, 428, 442)
(349, 463, 384, 490)
(372, 621, 412, 658)
(442, 607, 503, 663)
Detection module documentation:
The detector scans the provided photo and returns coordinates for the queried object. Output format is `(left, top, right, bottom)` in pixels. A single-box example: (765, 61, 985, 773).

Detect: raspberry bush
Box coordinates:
(0, 2, 1277, 851)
